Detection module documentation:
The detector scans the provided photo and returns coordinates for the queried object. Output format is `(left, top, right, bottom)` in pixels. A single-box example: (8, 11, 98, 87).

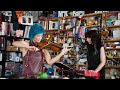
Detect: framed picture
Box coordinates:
(21, 16, 33, 25)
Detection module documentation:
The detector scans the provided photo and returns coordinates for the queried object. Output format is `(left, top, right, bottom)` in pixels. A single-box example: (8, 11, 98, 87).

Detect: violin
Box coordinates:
(37, 39, 63, 51)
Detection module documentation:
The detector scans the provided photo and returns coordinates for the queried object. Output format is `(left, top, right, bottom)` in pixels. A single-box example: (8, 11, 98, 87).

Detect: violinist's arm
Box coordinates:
(12, 40, 30, 57)
(42, 47, 71, 66)
(12, 41, 30, 49)
(42, 49, 62, 66)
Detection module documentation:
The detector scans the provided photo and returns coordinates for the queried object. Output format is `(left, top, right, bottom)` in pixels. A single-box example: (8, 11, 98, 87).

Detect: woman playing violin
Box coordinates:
(12, 23, 71, 79)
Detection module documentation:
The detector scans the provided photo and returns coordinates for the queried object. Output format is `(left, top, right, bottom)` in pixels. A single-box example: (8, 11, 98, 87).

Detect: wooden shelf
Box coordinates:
(59, 16, 77, 19)
(105, 39, 120, 42)
(81, 25, 101, 28)
(45, 29, 73, 32)
(107, 25, 120, 29)
(49, 16, 77, 21)
(70, 56, 76, 58)
(105, 48, 120, 50)
(104, 11, 120, 14)
(59, 36, 65, 38)
(49, 18, 58, 21)
(59, 36, 74, 38)
(82, 12, 102, 17)
(105, 66, 120, 69)
(59, 29, 73, 32)
(86, 25, 101, 28)
(82, 11, 120, 18)
(68, 36, 75, 38)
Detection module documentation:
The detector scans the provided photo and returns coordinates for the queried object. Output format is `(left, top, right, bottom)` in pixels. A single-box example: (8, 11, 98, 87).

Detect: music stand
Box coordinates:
(54, 62, 70, 70)
(53, 62, 71, 78)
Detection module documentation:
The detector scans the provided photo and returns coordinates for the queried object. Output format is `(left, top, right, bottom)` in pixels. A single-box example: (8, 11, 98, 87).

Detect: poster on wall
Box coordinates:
(21, 16, 33, 25)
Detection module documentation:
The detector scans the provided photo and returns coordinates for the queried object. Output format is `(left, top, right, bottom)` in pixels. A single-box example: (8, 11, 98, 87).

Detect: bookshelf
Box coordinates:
(101, 11, 120, 79)
(0, 35, 29, 78)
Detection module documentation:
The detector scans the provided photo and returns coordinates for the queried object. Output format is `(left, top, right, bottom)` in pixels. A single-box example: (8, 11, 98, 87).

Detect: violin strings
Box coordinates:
(40, 43, 52, 49)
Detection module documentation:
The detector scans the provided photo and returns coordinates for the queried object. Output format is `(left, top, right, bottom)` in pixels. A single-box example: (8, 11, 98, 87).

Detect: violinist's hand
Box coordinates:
(28, 46, 39, 51)
(15, 30, 23, 37)
(60, 46, 72, 56)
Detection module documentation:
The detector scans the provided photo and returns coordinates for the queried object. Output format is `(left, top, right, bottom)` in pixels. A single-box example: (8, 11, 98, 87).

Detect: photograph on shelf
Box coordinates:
(49, 21, 58, 30)
(105, 13, 118, 26)
(21, 16, 33, 25)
